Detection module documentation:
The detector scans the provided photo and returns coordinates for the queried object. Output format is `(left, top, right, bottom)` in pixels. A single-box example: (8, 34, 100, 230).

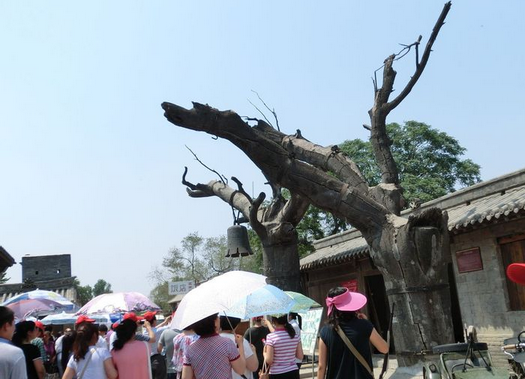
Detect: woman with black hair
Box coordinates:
(12, 320, 45, 379)
(182, 313, 246, 379)
(60, 329, 76, 375)
(317, 287, 388, 379)
(62, 322, 117, 379)
(111, 314, 151, 379)
(263, 314, 303, 379)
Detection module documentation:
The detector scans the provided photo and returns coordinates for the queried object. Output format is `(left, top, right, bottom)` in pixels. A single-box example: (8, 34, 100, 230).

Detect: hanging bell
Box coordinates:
(226, 225, 254, 257)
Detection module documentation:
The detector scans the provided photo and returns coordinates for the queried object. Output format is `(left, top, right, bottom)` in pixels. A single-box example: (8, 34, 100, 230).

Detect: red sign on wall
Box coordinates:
(341, 279, 358, 292)
(456, 247, 483, 273)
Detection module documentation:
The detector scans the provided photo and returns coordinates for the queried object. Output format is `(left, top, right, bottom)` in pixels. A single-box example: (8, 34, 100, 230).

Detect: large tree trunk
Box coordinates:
(366, 208, 454, 365)
(263, 241, 302, 292)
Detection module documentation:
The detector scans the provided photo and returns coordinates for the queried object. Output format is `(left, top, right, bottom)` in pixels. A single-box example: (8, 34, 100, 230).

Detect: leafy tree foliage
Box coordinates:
(340, 121, 481, 204)
(74, 278, 113, 306)
(0, 271, 9, 284)
(149, 232, 262, 311)
(74, 278, 93, 306)
(93, 279, 113, 297)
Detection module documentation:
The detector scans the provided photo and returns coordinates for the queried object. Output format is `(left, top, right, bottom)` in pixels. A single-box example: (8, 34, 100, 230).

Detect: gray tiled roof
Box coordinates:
(301, 168, 525, 270)
(447, 185, 525, 230)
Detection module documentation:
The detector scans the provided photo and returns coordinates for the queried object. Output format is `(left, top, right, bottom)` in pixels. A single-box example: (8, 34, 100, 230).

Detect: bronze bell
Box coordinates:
(226, 225, 254, 257)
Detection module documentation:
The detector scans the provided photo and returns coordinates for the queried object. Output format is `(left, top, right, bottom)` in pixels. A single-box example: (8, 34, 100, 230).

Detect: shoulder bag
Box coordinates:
(334, 326, 374, 378)
(77, 348, 96, 379)
(258, 360, 270, 379)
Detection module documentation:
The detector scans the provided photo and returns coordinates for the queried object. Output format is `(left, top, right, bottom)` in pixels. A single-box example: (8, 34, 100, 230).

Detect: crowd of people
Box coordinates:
(1, 286, 392, 379)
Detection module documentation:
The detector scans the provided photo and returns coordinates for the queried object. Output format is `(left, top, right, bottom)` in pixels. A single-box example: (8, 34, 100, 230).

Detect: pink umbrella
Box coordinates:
(7, 298, 67, 319)
(76, 292, 160, 314)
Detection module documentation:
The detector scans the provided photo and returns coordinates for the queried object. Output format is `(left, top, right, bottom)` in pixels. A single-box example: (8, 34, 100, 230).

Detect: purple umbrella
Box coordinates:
(76, 292, 160, 314)
(7, 298, 67, 319)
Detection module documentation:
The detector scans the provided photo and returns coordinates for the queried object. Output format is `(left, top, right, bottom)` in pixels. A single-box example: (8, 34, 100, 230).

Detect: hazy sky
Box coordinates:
(1, 1, 524, 297)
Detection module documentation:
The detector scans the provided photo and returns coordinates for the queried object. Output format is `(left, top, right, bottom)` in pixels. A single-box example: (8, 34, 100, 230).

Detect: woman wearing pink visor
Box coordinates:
(317, 287, 388, 379)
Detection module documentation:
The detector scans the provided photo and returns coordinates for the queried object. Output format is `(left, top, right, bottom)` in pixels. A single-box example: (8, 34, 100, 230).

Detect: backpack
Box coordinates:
(150, 353, 167, 379)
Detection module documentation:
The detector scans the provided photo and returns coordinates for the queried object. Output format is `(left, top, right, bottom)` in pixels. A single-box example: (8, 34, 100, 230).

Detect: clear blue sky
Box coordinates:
(1, 1, 524, 297)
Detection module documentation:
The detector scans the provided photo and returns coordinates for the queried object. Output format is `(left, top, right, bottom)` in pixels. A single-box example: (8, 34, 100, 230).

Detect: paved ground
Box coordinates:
(299, 355, 424, 379)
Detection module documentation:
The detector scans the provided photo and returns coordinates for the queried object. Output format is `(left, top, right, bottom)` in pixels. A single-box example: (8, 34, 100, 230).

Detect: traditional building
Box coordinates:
(0, 254, 78, 304)
(0, 246, 15, 276)
(300, 168, 525, 365)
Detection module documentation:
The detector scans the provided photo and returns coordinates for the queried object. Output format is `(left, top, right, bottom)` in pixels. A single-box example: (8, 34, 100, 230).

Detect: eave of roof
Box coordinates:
(301, 168, 525, 271)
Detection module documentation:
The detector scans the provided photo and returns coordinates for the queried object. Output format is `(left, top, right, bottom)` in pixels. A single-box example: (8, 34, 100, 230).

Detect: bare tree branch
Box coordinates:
(247, 99, 275, 129)
(386, 2, 451, 111)
(367, 1, 451, 215)
(281, 193, 311, 226)
(231, 176, 253, 205)
(251, 90, 280, 132)
(186, 145, 228, 184)
(250, 192, 267, 238)
(163, 102, 390, 232)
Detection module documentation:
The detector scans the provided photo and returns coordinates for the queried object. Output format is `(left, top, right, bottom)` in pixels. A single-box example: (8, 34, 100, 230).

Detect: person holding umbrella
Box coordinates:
(219, 316, 258, 379)
(182, 313, 246, 379)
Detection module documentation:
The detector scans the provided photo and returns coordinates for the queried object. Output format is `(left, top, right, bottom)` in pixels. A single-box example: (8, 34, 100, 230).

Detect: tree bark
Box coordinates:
(365, 208, 453, 365)
(182, 171, 308, 291)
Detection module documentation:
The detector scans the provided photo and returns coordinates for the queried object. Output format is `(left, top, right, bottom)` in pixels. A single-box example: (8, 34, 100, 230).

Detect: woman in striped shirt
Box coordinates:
(263, 314, 303, 379)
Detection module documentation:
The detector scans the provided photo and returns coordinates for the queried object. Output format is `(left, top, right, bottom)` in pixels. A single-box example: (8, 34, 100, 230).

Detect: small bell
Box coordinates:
(226, 225, 254, 257)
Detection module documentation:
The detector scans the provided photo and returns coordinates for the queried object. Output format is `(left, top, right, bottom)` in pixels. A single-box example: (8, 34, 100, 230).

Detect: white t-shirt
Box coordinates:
(55, 335, 64, 354)
(67, 346, 111, 379)
(96, 335, 107, 349)
(220, 332, 254, 379)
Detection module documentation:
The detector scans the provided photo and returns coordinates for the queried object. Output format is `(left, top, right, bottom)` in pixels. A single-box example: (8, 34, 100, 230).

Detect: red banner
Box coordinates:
(340, 278, 358, 292)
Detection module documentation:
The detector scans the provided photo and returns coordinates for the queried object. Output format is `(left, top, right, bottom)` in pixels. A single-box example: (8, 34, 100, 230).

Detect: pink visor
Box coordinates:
(507, 263, 525, 285)
(326, 289, 367, 315)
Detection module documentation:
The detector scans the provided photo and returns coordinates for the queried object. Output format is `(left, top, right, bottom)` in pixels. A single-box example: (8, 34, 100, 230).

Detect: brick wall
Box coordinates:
(451, 218, 525, 368)
(22, 254, 72, 282)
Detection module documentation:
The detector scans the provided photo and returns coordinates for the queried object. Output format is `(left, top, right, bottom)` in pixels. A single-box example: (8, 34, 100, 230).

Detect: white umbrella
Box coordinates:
(41, 312, 113, 326)
(40, 312, 78, 325)
(171, 270, 267, 330)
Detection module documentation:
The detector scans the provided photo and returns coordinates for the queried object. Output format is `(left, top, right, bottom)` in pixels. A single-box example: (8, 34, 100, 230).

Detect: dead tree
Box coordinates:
(163, 2, 453, 365)
(182, 168, 309, 291)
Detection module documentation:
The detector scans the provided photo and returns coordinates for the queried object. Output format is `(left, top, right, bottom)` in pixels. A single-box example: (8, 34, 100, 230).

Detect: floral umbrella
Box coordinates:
(7, 298, 67, 319)
(76, 292, 160, 314)
(1, 289, 75, 310)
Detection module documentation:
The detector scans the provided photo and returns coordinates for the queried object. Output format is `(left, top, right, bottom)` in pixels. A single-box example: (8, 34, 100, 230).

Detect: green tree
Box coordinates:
(149, 232, 261, 311)
(93, 279, 113, 297)
(340, 121, 481, 204)
(74, 279, 93, 306)
(0, 271, 9, 284)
